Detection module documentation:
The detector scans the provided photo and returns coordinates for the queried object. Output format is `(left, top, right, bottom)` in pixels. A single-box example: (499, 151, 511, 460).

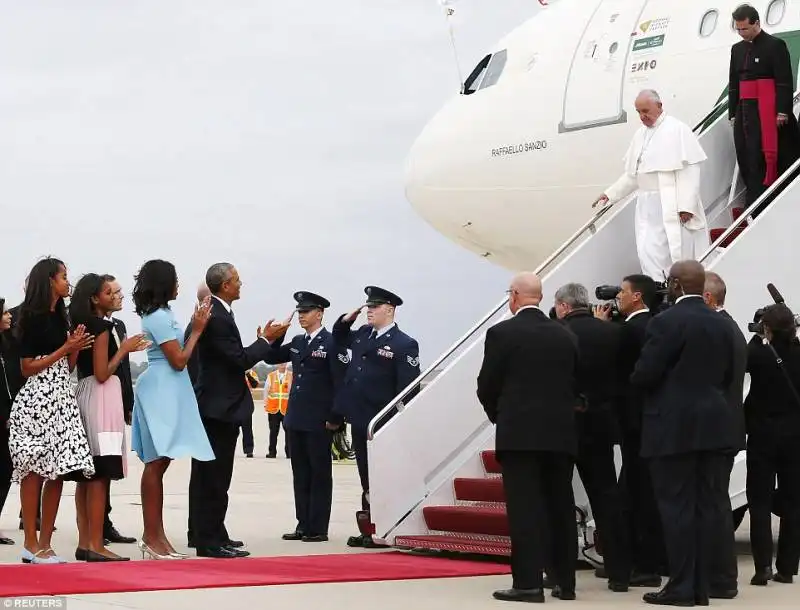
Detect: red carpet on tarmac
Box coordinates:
(0, 551, 511, 597)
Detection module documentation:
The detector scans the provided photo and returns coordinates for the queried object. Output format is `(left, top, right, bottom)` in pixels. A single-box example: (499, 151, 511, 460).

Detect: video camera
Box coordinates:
(593, 280, 671, 318)
(748, 283, 800, 334)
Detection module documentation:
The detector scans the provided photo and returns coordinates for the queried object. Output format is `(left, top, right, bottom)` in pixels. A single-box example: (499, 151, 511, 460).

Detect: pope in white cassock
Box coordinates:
(594, 89, 709, 280)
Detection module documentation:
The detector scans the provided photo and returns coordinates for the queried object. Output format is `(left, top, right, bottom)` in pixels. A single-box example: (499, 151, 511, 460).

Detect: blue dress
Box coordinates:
(131, 308, 214, 463)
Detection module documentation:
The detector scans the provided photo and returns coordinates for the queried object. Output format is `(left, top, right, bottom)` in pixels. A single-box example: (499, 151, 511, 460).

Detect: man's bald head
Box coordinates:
(703, 272, 726, 309)
(197, 282, 211, 303)
(508, 272, 542, 314)
(669, 260, 706, 296)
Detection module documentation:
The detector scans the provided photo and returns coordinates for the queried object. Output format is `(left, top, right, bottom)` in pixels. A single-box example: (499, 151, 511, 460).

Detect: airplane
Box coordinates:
(404, 0, 800, 272)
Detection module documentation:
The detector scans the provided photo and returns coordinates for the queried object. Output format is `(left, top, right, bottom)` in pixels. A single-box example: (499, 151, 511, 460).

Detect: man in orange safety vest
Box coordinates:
(264, 363, 292, 458)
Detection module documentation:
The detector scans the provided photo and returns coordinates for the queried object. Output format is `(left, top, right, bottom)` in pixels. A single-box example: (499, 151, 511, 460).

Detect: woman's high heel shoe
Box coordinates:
(137, 540, 175, 560)
(169, 550, 189, 559)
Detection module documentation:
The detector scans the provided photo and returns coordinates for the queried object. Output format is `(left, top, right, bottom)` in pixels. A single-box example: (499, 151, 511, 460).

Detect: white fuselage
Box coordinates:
(405, 0, 799, 270)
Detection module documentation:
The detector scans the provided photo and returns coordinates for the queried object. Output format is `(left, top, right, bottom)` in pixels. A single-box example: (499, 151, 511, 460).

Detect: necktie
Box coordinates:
(369, 329, 377, 341)
(306, 334, 312, 344)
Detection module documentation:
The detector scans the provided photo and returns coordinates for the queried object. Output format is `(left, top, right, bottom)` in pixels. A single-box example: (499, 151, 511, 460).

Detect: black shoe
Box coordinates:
(75, 548, 88, 561)
(709, 588, 738, 599)
(608, 581, 629, 592)
(266, 453, 277, 459)
(774, 572, 794, 584)
(282, 531, 304, 541)
(751, 567, 774, 586)
(86, 550, 130, 562)
(631, 572, 663, 587)
(196, 546, 250, 558)
(362, 535, 389, 549)
(551, 586, 576, 600)
(0, 537, 14, 545)
(542, 575, 555, 589)
(594, 567, 607, 579)
(302, 535, 329, 542)
(224, 539, 244, 548)
(643, 590, 696, 606)
(246, 453, 253, 458)
(347, 534, 365, 547)
(492, 588, 545, 603)
(104, 526, 136, 544)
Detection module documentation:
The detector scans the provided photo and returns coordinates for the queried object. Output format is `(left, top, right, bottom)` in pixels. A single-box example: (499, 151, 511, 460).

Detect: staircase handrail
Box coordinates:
(698, 88, 800, 264)
(366, 202, 615, 440)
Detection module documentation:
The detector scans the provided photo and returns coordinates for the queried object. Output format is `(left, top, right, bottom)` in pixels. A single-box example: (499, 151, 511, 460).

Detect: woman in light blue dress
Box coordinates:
(130, 259, 214, 560)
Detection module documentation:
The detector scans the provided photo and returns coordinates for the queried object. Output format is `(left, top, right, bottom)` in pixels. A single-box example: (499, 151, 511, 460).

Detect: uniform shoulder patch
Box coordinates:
(407, 355, 419, 367)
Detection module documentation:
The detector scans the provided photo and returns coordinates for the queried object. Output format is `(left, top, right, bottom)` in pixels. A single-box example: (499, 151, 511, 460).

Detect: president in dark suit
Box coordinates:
(703, 271, 748, 598)
(477, 272, 580, 603)
(188, 262, 289, 558)
(266, 291, 346, 542)
(631, 261, 738, 606)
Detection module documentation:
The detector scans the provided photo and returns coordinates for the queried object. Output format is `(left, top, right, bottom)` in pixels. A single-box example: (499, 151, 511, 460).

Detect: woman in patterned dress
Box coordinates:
(8, 257, 95, 564)
(67, 273, 150, 562)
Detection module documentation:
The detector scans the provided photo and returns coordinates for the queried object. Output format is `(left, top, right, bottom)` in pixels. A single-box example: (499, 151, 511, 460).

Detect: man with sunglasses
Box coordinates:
(330, 286, 421, 548)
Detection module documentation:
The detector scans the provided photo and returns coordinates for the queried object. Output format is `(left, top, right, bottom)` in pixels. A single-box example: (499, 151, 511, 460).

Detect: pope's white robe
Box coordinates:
(605, 113, 709, 280)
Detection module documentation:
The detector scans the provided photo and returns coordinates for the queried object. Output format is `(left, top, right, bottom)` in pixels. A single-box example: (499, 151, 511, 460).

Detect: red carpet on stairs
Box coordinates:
(0, 551, 511, 597)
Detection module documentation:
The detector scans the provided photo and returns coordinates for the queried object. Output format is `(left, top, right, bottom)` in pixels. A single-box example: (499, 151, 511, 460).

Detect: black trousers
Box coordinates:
(240, 412, 254, 455)
(576, 441, 630, 584)
(0, 423, 11, 521)
(189, 417, 239, 548)
(351, 427, 369, 511)
(746, 427, 800, 576)
(650, 452, 728, 601)
(620, 429, 666, 575)
(288, 428, 333, 536)
(268, 413, 288, 456)
(499, 450, 576, 592)
(708, 454, 738, 591)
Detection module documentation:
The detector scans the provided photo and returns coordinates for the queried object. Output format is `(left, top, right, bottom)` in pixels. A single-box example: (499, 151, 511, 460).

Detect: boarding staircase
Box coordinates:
(364, 93, 800, 560)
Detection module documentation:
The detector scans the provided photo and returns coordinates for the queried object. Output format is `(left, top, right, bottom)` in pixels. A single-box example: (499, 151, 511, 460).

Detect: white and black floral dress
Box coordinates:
(8, 311, 95, 482)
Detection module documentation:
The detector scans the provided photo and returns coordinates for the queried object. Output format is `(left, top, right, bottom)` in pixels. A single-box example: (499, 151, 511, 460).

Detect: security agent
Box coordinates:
(595, 275, 666, 586)
(329, 286, 421, 548)
(265, 291, 346, 543)
(554, 283, 631, 592)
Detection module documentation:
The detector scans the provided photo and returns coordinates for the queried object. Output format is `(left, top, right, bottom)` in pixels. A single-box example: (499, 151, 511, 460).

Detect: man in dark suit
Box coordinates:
(188, 262, 289, 558)
(101, 276, 137, 545)
(597, 275, 666, 586)
(554, 282, 630, 592)
(265, 292, 346, 542)
(477, 272, 580, 603)
(631, 261, 738, 606)
(703, 271, 748, 598)
(330, 286, 421, 549)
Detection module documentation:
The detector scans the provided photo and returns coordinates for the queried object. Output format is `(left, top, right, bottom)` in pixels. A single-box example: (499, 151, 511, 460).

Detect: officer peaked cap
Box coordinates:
(293, 291, 330, 311)
(364, 286, 403, 307)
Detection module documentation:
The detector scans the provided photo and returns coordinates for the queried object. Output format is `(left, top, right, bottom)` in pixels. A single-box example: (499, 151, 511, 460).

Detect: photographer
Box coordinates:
(1, 298, 18, 545)
(554, 283, 631, 591)
(744, 303, 800, 586)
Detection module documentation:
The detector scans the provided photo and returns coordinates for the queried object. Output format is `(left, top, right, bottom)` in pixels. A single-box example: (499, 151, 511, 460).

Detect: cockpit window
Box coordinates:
(462, 54, 491, 95)
(479, 49, 508, 90)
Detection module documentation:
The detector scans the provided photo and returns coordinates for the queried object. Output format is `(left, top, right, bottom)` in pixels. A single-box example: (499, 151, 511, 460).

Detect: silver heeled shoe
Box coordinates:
(137, 540, 177, 560)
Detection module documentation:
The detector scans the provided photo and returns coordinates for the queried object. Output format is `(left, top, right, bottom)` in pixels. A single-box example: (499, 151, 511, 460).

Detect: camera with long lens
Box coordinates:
(592, 285, 623, 321)
(748, 283, 800, 334)
(593, 280, 671, 316)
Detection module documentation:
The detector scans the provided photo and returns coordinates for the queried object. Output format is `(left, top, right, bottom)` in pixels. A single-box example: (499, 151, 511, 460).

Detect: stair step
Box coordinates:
(424, 505, 508, 536)
(731, 206, 747, 221)
(710, 226, 746, 248)
(454, 477, 505, 503)
(394, 534, 511, 556)
(481, 450, 501, 474)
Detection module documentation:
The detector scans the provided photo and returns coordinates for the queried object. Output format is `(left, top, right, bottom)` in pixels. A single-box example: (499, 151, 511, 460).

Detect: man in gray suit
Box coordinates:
(703, 271, 748, 598)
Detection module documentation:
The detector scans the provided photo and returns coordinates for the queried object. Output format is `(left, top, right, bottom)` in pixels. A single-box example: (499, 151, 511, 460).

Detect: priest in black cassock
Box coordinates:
(729, 4, 800, 217)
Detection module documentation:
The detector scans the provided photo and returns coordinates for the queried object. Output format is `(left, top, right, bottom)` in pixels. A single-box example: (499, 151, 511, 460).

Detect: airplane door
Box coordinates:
(559, 0, 650, 133)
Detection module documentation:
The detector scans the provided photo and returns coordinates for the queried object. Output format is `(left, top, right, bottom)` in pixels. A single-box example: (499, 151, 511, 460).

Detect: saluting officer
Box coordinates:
(266, 291, 347, 543)
(330, 286, 421, 548)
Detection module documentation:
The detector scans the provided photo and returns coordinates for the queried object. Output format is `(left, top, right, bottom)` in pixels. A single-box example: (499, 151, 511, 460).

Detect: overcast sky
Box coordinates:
(0, 0, 537, 364)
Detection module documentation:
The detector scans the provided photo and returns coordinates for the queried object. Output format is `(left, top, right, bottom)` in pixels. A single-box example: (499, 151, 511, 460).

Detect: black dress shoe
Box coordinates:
(246, 453, 253, 458)
(282, 531, 304, 541)
(751, 567, 774, 586)
(347, 534, 365, 547)
(302, 535, 329, 542)
(75, 548, 88, 561)
(196, 546, 250, 558)
(492, 588, 545, 603)
(773, 572, 794, 584)
(0, 537, 14, 545)
(551, 586, 576, 600)
(224, 539, 244, 548)
(631, 572, 663, 587)
(709, 588, 738, 599)
(608, 581, 629, 592)
(643, 590, 696, 606)
(104, 526, 136, 544)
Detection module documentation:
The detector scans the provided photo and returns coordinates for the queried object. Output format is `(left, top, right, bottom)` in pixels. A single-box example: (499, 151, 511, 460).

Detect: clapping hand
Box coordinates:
(66, 325, 94, 353)
(121, 333, 151, 354)
(258, 317, 291, 342)
(191, 296, 212, 333)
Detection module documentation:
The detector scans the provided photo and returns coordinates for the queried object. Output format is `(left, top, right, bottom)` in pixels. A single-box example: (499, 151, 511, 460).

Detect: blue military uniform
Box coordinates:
(265, 291, 347, 542)
(330, 286, 421, 547)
